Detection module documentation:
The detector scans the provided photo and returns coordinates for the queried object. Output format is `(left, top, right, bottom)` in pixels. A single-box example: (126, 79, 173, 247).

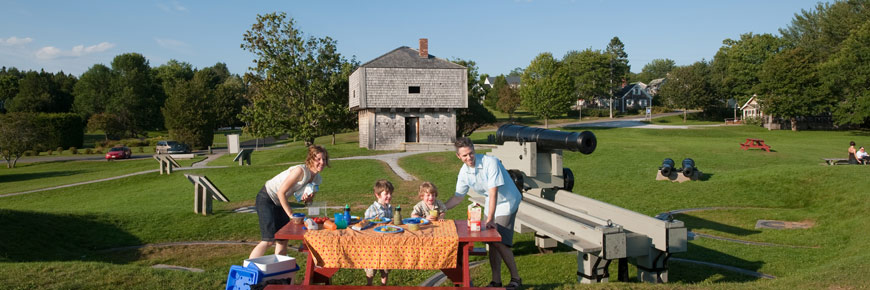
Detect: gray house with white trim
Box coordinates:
(349, 39, 468, 150)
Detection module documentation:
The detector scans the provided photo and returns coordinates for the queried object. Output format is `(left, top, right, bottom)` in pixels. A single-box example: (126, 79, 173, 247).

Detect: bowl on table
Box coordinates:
(291, 213, 306, 224)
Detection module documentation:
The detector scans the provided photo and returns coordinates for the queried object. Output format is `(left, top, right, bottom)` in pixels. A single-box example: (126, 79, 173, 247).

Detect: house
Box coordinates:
(648, 78, 665, 96)
(483, 76, 521, 89)
(348, 38, 468, 150)
(614, 82, 653, 112)
(740, 95, 763, 120)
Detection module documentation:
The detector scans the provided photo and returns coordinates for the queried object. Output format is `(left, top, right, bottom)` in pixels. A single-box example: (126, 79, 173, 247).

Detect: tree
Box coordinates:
(0, 67, 22, 113)
(710, 33, 786, 105)
(758, 47, 829, 131)
(508, 67, 524, 77)
(6, 70, 75, 113)
(240, 12, 351, 145)
(0, 113, 42, 168)
(213, 75, 247, 129)
(606, 36, 630, 118)
(451, 58, 496, 137)
(496, 85, 521, 122)
(520, 52, 573, 128)
(485, 75, 508, 109)
(154, 60, 194, 95)
(87, 113, 125, 142)
(162, 69, 217, 148)
(780, 0, 870, 60)
(822, 21, 870, 127)
(73, 64, 114, 120)
(321, 60, 358, 145)
(562, 49, 609, 113)
(109, 53, 163, 137)
(658, 62, 713, 122)
(637, 59, 675, 83)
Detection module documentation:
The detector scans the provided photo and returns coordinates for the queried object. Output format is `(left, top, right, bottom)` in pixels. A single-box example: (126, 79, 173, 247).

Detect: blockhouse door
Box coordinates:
(405, 117, 419, 143)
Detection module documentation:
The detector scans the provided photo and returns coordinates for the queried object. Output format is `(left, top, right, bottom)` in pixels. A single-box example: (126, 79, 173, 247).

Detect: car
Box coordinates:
(155, 140, 190, 154)
(105, 146, 132, 161)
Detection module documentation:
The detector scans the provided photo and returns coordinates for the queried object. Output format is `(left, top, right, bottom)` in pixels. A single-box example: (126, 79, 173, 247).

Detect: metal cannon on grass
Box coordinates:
(474, 124, 687, 284)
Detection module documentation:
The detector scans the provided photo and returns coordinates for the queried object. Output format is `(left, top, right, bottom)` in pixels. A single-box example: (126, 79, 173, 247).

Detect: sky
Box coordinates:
(0, 0, 825, 77)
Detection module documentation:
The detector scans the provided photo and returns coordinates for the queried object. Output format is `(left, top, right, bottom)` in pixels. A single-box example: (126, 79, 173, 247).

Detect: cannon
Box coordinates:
(681, 158, 695, 177)
(659, 158, 675, 176)
(489, 124, 596, 190)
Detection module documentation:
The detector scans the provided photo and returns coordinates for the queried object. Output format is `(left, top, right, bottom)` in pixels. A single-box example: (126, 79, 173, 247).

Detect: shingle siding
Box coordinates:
(362, 68, 466, 108)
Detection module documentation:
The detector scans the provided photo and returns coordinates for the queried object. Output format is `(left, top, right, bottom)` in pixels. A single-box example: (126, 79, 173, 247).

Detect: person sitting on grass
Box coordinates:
(848, 141, 859, 165)
(857, 147, 869, 165)
(411, 181, 447, 222)
(363, 179, 394, 286)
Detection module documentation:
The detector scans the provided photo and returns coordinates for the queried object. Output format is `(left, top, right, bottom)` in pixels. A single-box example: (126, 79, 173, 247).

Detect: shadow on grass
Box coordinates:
(0, 170, 88, 183)
(700, 172, 715, 181)
(0, 209, 142, 263)
(675, 213, 760, 237)
(670, 243, 767, 283)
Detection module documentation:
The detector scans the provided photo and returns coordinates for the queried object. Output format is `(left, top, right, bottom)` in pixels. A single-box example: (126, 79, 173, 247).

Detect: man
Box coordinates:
(445, 137, 522, 288)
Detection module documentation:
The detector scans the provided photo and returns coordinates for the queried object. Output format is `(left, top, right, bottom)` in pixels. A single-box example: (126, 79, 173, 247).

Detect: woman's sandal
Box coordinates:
(485, 281, 502, 287)
(506, 277, 522, 289)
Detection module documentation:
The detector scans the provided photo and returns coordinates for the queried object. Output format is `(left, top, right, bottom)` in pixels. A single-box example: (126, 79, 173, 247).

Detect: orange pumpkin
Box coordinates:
(323, 220, 337, 230)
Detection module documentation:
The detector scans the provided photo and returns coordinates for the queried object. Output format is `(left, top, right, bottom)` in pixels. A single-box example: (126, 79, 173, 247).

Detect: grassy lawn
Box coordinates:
(2, 126, 869, 289)
(650, 112, 728, 125)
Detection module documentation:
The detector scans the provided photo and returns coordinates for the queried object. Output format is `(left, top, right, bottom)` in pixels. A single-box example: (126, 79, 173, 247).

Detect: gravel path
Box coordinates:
(333, 151, 435, 181)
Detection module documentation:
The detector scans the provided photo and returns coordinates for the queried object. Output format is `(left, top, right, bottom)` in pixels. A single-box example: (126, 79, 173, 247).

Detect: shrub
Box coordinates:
(56, 147, 64, 155)
(33, 113, 84, 149)
(45, 149, 52, 156)
(744, 117, 763, 127)
(70, 147, 78, 154)
(24, 150, 35, 156)
(137, 146, 145, 153)
(94, 147, 103, 155)
(84, 148, 93, 154)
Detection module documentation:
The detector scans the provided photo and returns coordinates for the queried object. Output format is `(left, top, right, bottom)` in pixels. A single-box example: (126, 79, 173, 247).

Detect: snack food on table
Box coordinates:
(323, 220, 337, 230)
(352, 219, 371, 231)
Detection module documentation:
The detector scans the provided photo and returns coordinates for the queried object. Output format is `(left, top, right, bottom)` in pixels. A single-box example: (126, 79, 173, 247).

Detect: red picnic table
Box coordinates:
(740, 138, 771, 152)
(274, 219, 501, 287)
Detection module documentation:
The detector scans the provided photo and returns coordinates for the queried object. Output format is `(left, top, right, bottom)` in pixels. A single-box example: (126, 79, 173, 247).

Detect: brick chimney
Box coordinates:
(419, 38, 428, 58)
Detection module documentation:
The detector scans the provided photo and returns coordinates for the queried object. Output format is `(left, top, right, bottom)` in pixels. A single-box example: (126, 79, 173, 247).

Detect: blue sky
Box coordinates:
(1, 0, 823, 77)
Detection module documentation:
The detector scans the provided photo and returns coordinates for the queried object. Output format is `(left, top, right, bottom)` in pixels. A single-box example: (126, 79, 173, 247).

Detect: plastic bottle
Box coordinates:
(393, 205, 403, 225)
(344, 204, 351, 225)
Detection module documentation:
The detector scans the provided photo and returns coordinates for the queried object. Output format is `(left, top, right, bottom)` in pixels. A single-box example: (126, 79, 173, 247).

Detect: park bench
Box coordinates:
(724, 118, 742, 125)
(740, 138, 770, 152)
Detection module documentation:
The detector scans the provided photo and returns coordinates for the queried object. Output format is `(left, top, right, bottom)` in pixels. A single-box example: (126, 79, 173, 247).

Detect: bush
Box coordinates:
(744, 117, 763, 127)
(70, 147, 78, 154)
(56, 147, 64, 155)
(94, 147, 103, 155)
(84, 148, 92, 154)
(582, 108, 610, 117)
(45, 149, 52, 156)
(33, 113, 84, 149)
(24, 150, 35, 156)
(137, 146, 145, 153)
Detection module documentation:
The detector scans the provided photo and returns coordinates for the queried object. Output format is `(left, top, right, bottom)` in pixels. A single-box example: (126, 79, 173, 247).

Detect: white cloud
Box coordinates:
(157, 1, 187, 12)
(35, 42, 116, 60)
(154, 38, 192, 54)
(0, 36, 34, 46)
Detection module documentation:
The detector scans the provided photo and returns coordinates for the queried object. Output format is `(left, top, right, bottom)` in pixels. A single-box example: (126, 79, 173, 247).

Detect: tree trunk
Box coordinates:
(683, 109, 688, 123)
(332, 132, 336, 145)
(791, 117, 798, 132)
(545, 118, 549, 129)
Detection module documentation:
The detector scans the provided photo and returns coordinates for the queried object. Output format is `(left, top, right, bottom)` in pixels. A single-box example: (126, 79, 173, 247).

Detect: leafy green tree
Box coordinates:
(822, 21, 870, 127)
(451, 58, 496, 137)
(162, 69, 217, 148)
(213, 75, 247, 129)
(321, 60, 358, 144)
(659, 62, 713, 122)
(710, 33, 786, 105)
(758, 47, 829, 131)
(0, 113, 43, 168)
(637, 59, 675, 83)
(606, 36, 630, 118)
(73, 64, 114, 120)
(780, 0, 870, 60)
(109, 53, 163, 137)
(562, 49, 609, 111)
(154, 60, 194, 95)
(86, 113, 125, 142)
(484, 75, 507, 109)
(6, 70, 76, 113)
(0, 67, 22, 113)
(508, 67, 524, 77)
(520, 52, 573, 128)
(240, 12, 351, 145)
(496, 85, 521, 122)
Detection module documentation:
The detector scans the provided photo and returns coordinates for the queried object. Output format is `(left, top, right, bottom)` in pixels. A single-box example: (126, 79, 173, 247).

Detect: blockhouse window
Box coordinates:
(409, 86, 421, 94)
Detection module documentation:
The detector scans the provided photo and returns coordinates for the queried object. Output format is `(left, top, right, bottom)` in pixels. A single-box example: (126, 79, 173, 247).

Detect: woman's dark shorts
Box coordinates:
(256, 186, 289, 242)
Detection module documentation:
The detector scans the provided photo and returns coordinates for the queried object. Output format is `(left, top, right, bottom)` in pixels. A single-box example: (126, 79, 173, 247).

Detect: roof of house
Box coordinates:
(485, 76, 522, 86)
(649, 78, 665, 86)
(615, 82, 650, 97)
(740, 95, 758, 110)
(359, 46, 465, 69)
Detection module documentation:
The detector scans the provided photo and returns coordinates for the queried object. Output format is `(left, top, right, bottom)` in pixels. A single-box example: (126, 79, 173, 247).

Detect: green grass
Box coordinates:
(2, 126, 869, 289)
(650, 112, 728, 125)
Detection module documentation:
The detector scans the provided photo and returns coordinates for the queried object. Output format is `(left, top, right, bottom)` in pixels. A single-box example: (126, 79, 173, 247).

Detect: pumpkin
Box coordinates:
(323, 220, 337, 230)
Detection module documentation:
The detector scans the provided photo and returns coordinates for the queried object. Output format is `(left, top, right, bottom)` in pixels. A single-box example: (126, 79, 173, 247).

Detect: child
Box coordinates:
(411, 181, 447, 221)
(363, 179, 394, 286)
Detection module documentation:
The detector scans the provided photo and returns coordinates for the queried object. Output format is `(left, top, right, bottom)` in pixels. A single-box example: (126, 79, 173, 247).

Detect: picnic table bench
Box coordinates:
(740, 138, 770, 152)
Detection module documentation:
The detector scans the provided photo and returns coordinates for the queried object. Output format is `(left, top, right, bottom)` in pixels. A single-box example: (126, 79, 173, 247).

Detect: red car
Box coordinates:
(105, 146, 133, 161)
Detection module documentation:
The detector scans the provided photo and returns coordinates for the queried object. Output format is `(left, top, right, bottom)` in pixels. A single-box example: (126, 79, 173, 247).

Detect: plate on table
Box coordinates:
(374, 225, 404, 234)
(367, 217, 391, 224)
(401, 217, 430, 225)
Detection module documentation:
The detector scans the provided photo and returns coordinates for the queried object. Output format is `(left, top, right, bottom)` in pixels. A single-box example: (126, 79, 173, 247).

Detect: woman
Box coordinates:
(249, 145, 328, 258)
(848, 141, 858, 165)
(445, 137, 522, 288)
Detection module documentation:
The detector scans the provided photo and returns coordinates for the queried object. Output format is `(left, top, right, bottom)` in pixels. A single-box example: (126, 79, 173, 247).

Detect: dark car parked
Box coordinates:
(105, 146, 132, 161)
(155, 141, 190, 154)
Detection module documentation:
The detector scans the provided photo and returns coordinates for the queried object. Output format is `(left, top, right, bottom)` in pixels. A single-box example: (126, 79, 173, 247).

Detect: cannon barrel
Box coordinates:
(681, 158, 695, 177)
(496, 124, 597, 154)
(660, 158, 675, 176)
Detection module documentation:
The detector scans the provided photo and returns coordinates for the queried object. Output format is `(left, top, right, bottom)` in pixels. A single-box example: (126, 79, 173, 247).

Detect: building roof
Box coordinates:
(649, 78, 665, 86)
(615, 82, 648, 97)
(359, 46, 466, 69)
(505, 76, 521, 85)
(740, 95, 759, 110)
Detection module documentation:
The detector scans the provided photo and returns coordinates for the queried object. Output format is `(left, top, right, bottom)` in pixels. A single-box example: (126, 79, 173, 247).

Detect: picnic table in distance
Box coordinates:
(740, 138, 771, 152)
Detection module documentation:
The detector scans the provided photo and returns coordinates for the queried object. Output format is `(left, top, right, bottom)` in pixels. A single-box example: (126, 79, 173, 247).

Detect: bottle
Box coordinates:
(344, 204, 351, 225)
(393, 205, 403, 225)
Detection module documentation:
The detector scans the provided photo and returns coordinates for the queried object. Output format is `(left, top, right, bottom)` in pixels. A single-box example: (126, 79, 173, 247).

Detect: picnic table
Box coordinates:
(740, 138, 771, 152)
(274, 219, 501, 287)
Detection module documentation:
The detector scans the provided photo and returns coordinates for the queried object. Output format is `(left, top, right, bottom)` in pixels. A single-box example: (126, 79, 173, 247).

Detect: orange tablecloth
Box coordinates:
(303, 220, 458, 270)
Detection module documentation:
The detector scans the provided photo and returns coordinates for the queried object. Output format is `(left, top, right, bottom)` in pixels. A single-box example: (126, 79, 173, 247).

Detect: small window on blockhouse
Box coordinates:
(409, 86, 421, 94)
